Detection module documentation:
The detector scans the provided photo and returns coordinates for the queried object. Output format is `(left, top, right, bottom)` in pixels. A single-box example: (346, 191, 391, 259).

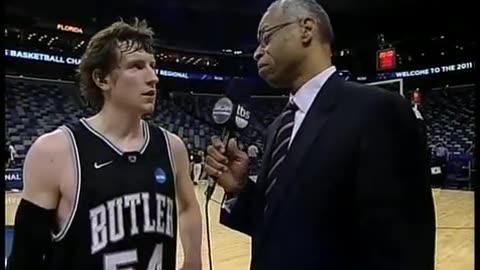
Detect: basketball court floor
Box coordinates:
(5, 185, 473, 270)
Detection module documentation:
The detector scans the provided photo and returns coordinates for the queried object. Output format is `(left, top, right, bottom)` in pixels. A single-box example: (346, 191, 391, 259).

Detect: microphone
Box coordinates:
(205, 78, 253, 201)
(203, 78, 253, 270)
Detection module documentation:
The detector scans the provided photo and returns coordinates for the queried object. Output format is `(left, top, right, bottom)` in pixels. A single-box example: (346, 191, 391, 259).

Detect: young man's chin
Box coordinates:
(118, 102, 155, 117)
(139, 104, 155, 115)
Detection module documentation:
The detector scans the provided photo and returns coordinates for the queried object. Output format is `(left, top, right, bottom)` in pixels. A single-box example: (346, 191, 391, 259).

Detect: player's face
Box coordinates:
(253, 8, 305, 89)
(107, 46, 158, 115)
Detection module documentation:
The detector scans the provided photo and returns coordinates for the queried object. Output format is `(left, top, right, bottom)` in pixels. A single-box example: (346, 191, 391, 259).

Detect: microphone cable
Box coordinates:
(205, 195, 214, 270)
(204, 129, 231, 270)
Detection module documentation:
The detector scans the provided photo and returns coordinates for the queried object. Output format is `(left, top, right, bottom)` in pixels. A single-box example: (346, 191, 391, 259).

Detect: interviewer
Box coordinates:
(205, 0, 436, 269)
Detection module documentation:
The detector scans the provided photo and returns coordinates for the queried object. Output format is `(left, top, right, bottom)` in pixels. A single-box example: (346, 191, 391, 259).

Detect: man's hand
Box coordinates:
(205, 137, 249, 194)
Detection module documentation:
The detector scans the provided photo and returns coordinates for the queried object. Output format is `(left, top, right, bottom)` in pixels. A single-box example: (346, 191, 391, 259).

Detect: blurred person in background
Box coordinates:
(434, 142, 449, 166)
(433, 142, 449, 185)
(192, 151, 204, 185)
(6, 141, 17, 168)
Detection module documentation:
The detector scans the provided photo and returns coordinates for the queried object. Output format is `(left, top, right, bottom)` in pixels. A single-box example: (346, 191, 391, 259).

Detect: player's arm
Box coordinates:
(167, 133, 202, 269)
(7, 130, 67, 269)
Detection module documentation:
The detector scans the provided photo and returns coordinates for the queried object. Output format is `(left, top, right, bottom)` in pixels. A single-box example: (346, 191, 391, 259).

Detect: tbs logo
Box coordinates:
(235, 105, 250, 129)
(236, 105, 250, 119)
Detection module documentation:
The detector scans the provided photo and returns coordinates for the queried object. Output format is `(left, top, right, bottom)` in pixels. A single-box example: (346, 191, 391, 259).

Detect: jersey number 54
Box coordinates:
(104, 244, 163, 270)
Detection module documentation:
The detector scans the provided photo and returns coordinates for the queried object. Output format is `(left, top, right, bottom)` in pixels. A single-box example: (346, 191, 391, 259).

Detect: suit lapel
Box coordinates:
(258, 73, 344, 244)
(284, 73, 343, 179)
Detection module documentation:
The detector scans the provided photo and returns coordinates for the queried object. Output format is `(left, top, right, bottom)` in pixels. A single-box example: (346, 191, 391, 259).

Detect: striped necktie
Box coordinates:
(265, 100, 298, 197)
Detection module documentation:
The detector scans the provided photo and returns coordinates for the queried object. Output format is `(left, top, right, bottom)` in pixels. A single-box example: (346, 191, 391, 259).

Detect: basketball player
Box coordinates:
(7, 19, 202, 270)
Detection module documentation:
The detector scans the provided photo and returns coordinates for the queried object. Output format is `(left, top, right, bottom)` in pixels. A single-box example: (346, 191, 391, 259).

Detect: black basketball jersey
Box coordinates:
(45, 118, 178, 270)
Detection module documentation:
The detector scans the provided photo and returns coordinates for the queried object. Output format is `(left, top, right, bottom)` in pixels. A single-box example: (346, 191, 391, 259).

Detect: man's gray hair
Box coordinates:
(269, 0, 334, 44)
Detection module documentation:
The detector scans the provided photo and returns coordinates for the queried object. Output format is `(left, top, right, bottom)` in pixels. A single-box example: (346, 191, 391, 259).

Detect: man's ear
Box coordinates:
(92, 69, 111, 91)
(300, 17, 315, 44)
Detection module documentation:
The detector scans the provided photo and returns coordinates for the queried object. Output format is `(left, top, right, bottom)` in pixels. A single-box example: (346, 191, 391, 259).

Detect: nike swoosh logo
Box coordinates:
(94, 161, 113, 169)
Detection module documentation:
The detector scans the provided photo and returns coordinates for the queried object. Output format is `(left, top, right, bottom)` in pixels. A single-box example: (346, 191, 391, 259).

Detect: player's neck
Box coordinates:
(90, 104, 143, 140)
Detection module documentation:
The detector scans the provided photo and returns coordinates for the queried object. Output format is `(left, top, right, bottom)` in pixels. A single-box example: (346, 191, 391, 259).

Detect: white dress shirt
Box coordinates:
(288, 65, 337, 147)
(222, 66, 337, 212)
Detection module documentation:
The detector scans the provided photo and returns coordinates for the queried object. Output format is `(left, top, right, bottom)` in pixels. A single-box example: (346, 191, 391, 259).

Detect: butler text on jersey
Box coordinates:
(90, 192, 175, 254)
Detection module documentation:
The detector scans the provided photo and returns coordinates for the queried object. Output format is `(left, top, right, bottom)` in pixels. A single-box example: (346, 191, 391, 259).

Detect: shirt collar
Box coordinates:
(290, 66, 337, 113)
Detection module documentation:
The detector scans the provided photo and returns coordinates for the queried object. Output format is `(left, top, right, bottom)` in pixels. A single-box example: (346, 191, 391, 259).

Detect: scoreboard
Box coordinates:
(376, 48, 396, 71)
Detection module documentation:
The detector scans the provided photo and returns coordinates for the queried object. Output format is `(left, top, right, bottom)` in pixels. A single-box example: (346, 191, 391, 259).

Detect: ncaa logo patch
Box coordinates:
(154, 167, 167, 184)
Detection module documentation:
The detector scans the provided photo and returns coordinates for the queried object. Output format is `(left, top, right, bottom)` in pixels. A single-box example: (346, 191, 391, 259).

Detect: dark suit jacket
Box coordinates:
(220, 72, 436, 270)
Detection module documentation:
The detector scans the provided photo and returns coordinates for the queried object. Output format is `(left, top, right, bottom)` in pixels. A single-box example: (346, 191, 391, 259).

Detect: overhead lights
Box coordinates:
(339, 49, 350, 56)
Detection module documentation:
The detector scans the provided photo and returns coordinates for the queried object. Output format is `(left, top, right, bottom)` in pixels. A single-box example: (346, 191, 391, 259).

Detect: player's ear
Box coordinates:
(92, 69, 111, 91)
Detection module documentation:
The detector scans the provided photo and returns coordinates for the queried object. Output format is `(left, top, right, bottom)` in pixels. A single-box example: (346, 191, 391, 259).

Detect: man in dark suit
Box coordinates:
(205, 0, 436, 269)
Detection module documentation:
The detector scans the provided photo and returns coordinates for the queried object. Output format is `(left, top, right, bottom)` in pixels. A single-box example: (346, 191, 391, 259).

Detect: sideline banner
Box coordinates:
(5, 48, 231, 81)
(382, 62, 475, 79)
(5, 169, 23, 190)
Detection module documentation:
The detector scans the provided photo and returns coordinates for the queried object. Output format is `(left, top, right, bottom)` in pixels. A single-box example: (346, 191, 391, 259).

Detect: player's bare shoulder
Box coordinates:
(39, 128, 71, 148)
(22, 128, 74, 208)
(25, 128, 72, 167)
(165, 131, 187, 152)
(159, 127, 189, 174)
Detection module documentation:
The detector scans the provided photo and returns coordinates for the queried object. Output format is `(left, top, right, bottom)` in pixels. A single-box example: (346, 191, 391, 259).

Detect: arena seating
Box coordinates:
(423, 85, 475, 155)
(5, 77, 475, 185)
(4, 77, 271, 173)
(5, 77, 226, 160)
(5, 78, 86, 159)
